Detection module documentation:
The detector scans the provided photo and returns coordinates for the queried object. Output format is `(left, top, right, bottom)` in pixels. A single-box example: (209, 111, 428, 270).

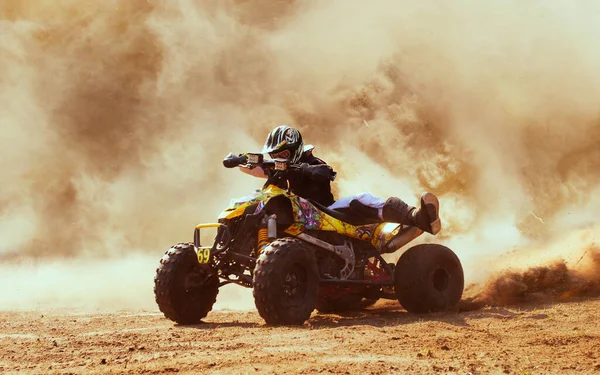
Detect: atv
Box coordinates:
(154, 151, 464, 325)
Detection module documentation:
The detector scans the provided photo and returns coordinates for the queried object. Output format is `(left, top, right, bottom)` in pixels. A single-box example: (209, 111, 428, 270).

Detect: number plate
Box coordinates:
(197, 247, 212, 264)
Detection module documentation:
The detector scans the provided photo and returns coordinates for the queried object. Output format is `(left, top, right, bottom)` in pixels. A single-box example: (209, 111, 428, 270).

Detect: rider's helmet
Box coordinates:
(261, 125, 304, 163)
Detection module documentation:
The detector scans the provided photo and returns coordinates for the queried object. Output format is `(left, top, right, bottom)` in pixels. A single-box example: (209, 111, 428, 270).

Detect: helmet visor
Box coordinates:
(270, 149, 291, 160)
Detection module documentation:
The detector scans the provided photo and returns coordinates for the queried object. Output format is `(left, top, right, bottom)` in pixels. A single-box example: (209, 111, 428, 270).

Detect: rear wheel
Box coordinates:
(154, 243, 219, 325)
(253, 238, 319, 325)
(394, 244, 464, 313)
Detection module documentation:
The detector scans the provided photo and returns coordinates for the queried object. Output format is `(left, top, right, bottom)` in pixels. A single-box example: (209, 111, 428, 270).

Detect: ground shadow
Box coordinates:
(176, 321, 260, 330)
(174, 295, 600, 330)
(305, 300, 478, 329)
(305, 295, 600, 329)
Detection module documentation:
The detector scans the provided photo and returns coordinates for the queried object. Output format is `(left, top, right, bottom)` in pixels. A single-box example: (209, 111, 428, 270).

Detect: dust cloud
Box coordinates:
(1, 0, 600, 312)
(459, 234, 600, 310)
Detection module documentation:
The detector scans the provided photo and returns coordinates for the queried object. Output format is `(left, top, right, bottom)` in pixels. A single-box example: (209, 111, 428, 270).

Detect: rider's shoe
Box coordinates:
(382, 192, 441, 235)
(410, 192, 441, 235)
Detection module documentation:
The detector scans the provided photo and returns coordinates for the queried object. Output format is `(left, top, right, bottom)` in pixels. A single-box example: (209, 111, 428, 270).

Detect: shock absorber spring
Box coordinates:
(257, 227, 269, 254)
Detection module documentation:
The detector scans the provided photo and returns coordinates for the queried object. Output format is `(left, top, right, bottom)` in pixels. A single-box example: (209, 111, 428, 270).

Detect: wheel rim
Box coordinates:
(183, 265, 211, 302)
(283, 263, 308, 307)
(432, 267, 450, 292)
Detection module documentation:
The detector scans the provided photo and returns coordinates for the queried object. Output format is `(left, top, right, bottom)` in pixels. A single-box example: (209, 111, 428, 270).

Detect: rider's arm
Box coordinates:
(297, 163, 337, 182)
(295, 152, 337, 182)
(239, 166, 268, 178)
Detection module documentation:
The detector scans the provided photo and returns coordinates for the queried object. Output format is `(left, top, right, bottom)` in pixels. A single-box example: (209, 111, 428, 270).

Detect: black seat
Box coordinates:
(309, 200, 380, 226)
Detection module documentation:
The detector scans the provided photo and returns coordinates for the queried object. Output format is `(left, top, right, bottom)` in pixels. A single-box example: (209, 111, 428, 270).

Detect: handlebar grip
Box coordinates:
(223, 153, 247, 168)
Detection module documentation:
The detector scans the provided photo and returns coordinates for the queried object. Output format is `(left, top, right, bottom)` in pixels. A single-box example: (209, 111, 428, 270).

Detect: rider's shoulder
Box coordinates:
(303, 144, 315, 154)
(301, 145, 328, 165)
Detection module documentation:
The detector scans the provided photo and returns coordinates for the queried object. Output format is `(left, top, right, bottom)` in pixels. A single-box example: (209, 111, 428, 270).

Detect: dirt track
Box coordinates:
(1, 298, 599, 375)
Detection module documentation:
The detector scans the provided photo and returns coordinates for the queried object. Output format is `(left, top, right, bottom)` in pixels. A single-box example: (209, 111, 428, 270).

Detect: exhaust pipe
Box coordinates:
(381, 226, 423, 254)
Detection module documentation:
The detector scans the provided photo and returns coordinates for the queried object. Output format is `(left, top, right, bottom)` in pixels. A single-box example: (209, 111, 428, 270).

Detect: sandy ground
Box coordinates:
(1, 297, 599, 375)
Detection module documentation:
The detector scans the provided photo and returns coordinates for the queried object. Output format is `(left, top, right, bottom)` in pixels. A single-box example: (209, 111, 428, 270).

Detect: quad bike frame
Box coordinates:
(154, 152, 465, 325)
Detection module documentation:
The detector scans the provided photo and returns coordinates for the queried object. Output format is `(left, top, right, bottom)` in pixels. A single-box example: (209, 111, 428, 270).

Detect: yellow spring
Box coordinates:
(257, 227, 269, 253)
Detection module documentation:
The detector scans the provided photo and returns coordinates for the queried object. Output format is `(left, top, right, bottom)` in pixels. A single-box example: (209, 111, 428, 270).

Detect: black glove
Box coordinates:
(223, 152, 248, 168)
(296, 163, 337, 181)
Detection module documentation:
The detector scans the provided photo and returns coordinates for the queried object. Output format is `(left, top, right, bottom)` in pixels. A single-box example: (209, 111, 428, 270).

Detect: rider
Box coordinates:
(225, 125, 441, 235)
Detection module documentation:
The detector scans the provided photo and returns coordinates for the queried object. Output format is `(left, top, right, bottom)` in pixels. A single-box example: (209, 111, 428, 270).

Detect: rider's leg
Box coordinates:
(328, 192, 386, 210)
(381, 193, 441, 235)
(329, 192, 441, 235)
(328, 192, 384, 221)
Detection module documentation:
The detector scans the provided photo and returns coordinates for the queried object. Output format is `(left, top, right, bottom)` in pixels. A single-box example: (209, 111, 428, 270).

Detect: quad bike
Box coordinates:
(154, 151, 464, 325)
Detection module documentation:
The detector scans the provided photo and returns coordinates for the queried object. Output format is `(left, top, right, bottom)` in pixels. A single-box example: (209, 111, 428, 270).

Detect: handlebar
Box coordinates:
(223, 152, 296, 172)
(223, 152, 335, 182)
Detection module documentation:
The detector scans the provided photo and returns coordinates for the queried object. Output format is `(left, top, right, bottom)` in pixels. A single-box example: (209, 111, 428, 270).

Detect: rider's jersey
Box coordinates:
(271, 150, 336, 206)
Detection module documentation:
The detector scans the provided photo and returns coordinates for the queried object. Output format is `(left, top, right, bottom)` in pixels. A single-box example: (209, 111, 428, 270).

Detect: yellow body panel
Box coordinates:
(284, 196, 404, 251)
(217, 185, 289, 220)
(370, 222, 403, 249)
(214, 184, 405, 251)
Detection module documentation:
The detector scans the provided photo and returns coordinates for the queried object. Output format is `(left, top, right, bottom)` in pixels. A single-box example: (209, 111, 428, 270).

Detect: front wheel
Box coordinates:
(253, 238, 319, 325)
(394, 244, 464, 313)
(154, 243, 219, 325)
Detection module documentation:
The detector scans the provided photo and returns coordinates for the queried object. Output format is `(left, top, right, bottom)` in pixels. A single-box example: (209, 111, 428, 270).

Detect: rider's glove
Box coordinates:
(223, 152, 248, 168)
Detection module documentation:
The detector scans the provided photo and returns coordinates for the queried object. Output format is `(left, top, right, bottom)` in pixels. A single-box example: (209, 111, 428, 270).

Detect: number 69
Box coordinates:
(197, 248, 211, 264)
